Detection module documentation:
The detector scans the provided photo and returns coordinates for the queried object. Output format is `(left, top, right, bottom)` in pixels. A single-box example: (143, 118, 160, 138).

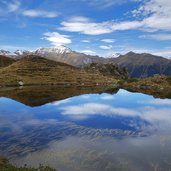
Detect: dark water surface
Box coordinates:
(0, 86, 171, 171)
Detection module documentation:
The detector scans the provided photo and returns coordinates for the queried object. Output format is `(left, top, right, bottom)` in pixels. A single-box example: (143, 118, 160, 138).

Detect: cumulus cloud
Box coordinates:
(99, 45, 113, 50)
(22, 10, 59, 18)
(43, 32, 72, 46)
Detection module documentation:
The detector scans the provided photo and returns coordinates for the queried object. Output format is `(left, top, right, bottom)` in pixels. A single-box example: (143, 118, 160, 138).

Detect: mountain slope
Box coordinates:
(0, 55, 16, 68)
(35, 46, 105, 67)
(84, 63, 128, 79)
(111, 52, 171, 78)
(0, 55, 117, 86)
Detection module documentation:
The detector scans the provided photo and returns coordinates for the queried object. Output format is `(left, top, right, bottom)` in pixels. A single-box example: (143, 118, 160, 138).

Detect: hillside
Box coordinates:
(0, 55, 117, 87)
(84, 63, 128, 79)
(111, 52, 171, 78)
(0, 55, 16, 68)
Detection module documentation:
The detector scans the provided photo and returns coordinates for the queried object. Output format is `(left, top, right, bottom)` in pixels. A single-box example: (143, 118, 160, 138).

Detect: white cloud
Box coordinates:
(25, 119, 57, 126)
(60, 1, 171, 35)
(78, 0, 138, 8)
(0, 44, 31, 51)
(59, 101, 171, 130)
(107, 45, 171, 58)
(81, 50, 96, 55)
(22, 10, 59, 18)
(81, 95, 91, 99)
(99, 45, 113, 50)
(139, 99, 171, 105)
(60, 17, 144, 35)
(7, 0, 20, 12)
(0, 0, 20, 15)
(49, 99, 70, 106)
(101, 94, 114, 100)
(0, 0, 59, 18)
(82, 40, 91, 43)
(153, 50, 171, 58)
(43, 32, 72, 46)
(60, 103, 139, 120)
(140, 34, 171, 41)
(132, 0, 171, 32)
(60, 16, 112, 35)
(101, 39, 115, 43)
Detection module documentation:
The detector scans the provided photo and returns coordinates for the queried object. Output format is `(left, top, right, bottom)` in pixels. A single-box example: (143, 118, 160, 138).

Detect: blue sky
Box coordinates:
(0, 0, 171, 57)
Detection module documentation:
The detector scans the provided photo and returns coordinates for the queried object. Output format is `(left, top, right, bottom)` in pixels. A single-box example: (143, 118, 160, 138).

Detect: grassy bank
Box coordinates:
(0, 156, 56, 171)
(121, 76, 171, 98)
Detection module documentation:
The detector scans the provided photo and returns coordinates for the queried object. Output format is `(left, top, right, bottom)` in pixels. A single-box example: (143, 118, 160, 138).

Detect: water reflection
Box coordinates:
(13, 136, 171, 171)
(0, 87, 171, 171)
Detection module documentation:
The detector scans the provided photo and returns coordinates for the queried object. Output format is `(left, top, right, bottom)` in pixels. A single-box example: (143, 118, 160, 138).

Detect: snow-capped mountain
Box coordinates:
(0, 49, 13, 56)
(33, 45, 102, 67)
(0, 49, 32, 57)
(14, 50, 31, 56)
(110, 53, 121, 58)
(35, 46, 73, 55)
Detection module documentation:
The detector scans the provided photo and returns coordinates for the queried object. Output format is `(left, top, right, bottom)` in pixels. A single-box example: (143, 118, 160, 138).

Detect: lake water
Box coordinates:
(0, 87, 171, 171)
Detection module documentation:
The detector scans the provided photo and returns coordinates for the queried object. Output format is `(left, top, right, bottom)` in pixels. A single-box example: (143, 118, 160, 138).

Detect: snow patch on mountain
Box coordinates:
(35, 46, 72, 55)
(105, 53, 121, 58)
(0, 49, 13, 56)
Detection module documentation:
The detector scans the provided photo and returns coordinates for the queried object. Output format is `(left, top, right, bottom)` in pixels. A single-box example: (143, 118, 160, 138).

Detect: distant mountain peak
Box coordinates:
(35, 45, 72, 55)
(14, 50, 31, 56)
(126, 51, 137, 55)
(0, 49, 12, 56)
(110, 53, 121, 58)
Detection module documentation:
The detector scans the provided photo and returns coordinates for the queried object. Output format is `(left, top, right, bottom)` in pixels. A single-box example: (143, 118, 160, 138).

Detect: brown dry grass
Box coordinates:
(0, 55, 118, 87)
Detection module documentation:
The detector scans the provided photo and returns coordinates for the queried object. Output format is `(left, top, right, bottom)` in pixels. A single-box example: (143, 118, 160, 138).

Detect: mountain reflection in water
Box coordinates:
(0, 86, 171, 171)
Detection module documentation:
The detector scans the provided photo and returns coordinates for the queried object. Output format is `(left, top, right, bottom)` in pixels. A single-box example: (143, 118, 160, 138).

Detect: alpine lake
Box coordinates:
(0, 86, 171, 171)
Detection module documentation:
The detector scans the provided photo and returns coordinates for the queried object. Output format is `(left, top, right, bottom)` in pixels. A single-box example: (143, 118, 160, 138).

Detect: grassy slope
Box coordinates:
(0, 55, 16, 68)
(0, 55, 117, 87)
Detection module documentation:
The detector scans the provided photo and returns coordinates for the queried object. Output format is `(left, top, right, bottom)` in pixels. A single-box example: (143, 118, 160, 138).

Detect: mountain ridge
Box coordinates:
(110, 52, 171, 78)
(0, 47, 171, 78)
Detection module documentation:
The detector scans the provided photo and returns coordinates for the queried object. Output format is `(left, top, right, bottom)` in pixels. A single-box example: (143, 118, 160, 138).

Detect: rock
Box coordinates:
(18, 81, 24, 86)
